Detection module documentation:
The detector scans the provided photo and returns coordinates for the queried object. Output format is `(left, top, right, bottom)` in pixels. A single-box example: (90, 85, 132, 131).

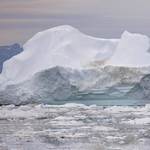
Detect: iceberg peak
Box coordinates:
(106, 30, 150, 67)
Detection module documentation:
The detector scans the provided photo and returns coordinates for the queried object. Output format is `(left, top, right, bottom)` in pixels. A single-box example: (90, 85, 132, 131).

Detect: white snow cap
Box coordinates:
(106, 31, 150, 67)
(0, 25, 119, 84)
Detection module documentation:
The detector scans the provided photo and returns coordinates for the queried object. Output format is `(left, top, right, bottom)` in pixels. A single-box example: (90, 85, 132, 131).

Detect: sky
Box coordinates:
(0, 0, 150, 47)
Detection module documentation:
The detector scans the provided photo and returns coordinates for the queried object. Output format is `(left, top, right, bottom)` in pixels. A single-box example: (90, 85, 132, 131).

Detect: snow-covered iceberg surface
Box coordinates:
(0, 25, 119, 85)
(0, 25, 150, 105)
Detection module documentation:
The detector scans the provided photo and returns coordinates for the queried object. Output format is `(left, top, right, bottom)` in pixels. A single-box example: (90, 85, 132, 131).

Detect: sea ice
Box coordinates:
(0, 104, 150, 150)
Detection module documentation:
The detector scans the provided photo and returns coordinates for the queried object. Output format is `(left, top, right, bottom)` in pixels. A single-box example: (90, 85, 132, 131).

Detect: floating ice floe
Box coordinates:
(0, 104, 150, 149)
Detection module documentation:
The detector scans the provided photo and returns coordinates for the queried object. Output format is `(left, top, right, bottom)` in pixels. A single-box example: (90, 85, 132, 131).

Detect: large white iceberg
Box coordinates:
(0, 25, 150, 105)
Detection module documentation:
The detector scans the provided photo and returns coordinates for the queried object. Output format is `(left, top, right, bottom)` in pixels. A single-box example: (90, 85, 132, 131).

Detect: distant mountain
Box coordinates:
(0, 43, 23, 73)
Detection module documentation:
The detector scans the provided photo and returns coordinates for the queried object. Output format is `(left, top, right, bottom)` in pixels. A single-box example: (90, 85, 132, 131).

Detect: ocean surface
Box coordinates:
(47, 99, 150, 106)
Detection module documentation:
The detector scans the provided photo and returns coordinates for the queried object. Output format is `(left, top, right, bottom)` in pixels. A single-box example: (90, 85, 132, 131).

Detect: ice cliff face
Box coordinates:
(127, 75, 150, 99)
(0, 66, 149, 105)
(0, 25, 150, 104)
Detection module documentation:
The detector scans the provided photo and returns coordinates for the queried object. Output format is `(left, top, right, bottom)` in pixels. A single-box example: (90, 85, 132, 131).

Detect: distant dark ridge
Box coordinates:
(0, 43, 23, 73)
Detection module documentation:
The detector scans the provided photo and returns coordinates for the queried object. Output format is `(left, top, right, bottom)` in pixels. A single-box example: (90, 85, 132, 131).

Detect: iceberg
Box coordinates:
(0, 25, 150, 105)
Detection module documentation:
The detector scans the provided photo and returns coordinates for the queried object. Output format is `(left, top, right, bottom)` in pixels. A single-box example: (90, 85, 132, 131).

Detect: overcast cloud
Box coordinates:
(0, 0, 150, 46)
